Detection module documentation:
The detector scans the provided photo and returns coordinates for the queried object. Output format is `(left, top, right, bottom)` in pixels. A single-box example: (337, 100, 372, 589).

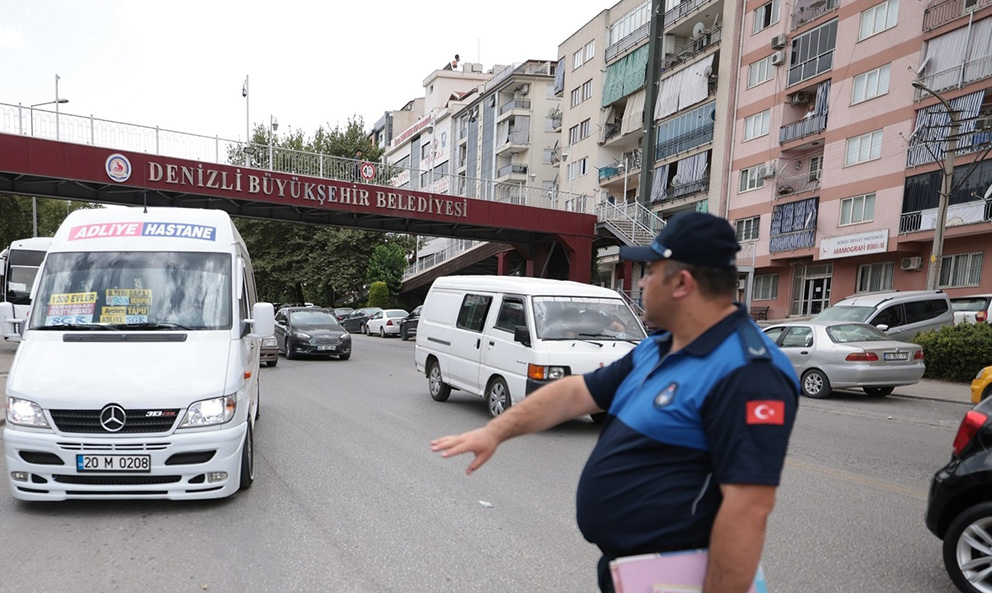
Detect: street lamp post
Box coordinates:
(29, 95, 69, 237)
(269, 115, 278, 170)
(911, 80, 960, 290)
(621, 155, 629, 203)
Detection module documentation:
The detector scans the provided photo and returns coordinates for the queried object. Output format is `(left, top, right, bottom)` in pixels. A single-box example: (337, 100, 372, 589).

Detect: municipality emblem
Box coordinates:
(654, 382, 678, 409)
(105, 153, 131, 183)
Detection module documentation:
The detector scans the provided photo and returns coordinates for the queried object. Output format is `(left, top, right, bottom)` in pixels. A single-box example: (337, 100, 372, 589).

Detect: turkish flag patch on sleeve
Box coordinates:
(746, 401, 786, 425)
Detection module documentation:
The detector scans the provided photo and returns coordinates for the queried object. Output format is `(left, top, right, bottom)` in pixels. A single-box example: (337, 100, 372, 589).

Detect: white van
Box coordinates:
(0, 236, 54, 342)
(3, 207, 275, 501)
(414, 276, 646, 418)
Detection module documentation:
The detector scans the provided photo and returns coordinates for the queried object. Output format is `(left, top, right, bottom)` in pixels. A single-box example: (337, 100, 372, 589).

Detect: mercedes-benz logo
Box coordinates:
(100, 404, 127, 432)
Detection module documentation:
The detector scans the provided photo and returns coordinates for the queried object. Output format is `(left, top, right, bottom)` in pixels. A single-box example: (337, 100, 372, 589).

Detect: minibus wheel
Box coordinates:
(239, 423, 254, 491)
(487, 377, 510, 417)
(428, 359, 451, 402)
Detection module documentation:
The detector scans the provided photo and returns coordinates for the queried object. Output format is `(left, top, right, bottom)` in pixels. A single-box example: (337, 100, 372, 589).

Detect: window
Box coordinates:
(744, 110, 771, 141)
(735, 216, 760, 241)
(780, 326, 814, 348)
(574, 49, 584, 70)
(754, 274, 779, 300)
(567, 158, 588, 180)
(809, 155, 823, 182)
(580, 119, 591, 139)
(845, 130, 883, 165)
(859, 0, 899, 40)
(748, 56, 774, 88)
(585, 40, 595, 61)
(753, 0, 780, 34)
(456, 294, 493, 332)
(856, 262, 893, 292)
(787, 20, 837, 86)
(609, 1, 651, 45)
(569, 124, 580, 145)
(574, 41, 595, 70)
(840, 193, 876, 225)
(582, 80, 593, 101)
(570, 87, 582, 107)
(939, 251, 984, 288)
(739, 165, 767, 192)
(852, 64, 890, 104)
(494, 298, 527, 333)
(904, 298, 949, 324)
(421, 143, 430, 160)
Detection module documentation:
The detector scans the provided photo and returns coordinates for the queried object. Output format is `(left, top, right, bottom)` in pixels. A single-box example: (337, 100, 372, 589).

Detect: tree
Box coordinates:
(1, 194, 98, 248)
(367, 281, 389, 308)
(366, 242, 408, 295)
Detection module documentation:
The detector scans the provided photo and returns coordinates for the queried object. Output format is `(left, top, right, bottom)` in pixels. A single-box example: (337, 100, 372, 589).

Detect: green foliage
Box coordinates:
(367, 281, 390, 308)
(1, 194, 100, 248)
(913, 322, 992, 382)
(366, 242, 409, 295)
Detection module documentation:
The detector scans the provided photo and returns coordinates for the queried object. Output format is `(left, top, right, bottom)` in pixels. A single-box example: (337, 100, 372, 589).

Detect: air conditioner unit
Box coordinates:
(738, 278, 747, 290)
(771, 51, 786, 67)
(901, 256, 923, 271)
(771, 34, 788, 50)
(762, 161, 778, 179)
(790, 91, 810, 105)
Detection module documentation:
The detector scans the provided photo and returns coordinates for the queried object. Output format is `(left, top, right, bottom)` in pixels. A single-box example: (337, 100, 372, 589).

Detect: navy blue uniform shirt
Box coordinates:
(577, 306, 799, 559)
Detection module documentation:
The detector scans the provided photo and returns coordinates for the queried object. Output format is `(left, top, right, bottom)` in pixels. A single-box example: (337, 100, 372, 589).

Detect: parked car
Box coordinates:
(762, 321, 925, 399)
(400, 305, 422, 341)
(274, 306, 352, 360)
(971, 365, 992, 404)
(333, 307, 355, 322)
(366, 309, 409, 337)
(340, 307, 382, 333)
(951, 294, 992, 325)
(926, 398, 992, 592)
(811, 290, 953, 342)
(260, 335, 279, 367)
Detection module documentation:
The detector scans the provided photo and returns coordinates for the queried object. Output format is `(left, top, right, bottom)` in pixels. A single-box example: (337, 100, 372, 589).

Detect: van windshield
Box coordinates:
(533, 296, 646, 341)
(811, 306, 875, 323)
(29, 251, 232, 331)
(5, 248, 47, 305)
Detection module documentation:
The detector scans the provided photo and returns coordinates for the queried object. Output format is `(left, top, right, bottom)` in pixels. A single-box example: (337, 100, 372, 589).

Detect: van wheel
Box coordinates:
(285, 338, 296, 360)
(943, 501, 992, 593)
(428, 360, 451, 402)
(801, 369, 831, 399)
(239, 422, 254, 491)
(864, 387, 894, 397)
(487, 377, 510, 417)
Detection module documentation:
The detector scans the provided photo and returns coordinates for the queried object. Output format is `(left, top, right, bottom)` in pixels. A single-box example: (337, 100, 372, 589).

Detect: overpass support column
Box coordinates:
(497, 252, 510, 276)
(522, 243, 551, 278)
(622, 259, 633, 293)
(557, 235, 593, 284)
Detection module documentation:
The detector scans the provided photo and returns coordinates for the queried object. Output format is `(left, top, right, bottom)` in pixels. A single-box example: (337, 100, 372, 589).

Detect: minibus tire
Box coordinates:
(239, 423, 254, 491)
(428, 360, 451, 402)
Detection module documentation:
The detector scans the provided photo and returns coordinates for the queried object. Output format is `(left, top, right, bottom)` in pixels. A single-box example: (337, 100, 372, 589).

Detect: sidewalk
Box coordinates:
(0, 339, 975, 409)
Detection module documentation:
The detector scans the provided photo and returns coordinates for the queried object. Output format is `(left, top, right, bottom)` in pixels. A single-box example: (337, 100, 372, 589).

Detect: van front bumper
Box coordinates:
(3, 423, 247, 501)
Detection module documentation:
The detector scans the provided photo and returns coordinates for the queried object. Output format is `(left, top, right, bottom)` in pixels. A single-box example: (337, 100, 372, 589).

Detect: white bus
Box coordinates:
(0, 236, 53, 341)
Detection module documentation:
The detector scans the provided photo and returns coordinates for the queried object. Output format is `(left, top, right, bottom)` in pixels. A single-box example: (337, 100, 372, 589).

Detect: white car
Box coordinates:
(365, 309, 409, 337)
(950, 294, 992, 325)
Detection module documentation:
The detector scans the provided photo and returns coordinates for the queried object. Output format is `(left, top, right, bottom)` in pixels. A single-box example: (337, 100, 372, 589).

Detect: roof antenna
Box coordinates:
(143, 189, 148, 214)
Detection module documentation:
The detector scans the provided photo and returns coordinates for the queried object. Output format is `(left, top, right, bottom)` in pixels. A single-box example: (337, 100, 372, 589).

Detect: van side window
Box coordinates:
(904, 299, 945, 324)
(872, 304, 904, 328)
(494, 298, 526, 333)
(239, 270, 250, 324)
(456, 294, 492, 332)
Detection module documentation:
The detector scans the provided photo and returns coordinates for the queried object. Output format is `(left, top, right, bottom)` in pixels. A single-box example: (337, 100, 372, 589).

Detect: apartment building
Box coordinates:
(727, 0, 992, 320)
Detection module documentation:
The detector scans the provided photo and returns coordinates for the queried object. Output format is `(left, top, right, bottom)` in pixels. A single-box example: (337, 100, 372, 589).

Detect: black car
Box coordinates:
(274, 307, 351, 360)
(340, 307, 382, 333)
(926, 396, 992, 592)
(400, 305, 421, 341)
(333, 307, 355, 322)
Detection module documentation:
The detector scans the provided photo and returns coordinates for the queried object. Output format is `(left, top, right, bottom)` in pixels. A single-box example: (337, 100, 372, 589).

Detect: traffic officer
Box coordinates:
(431, 211, 800, 593)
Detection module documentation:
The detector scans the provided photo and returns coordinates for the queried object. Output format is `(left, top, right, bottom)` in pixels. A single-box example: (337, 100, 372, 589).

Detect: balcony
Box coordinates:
(913, 55, 992, 100)
(656, 123, 714, 161)
(668, 177, 710, 200)
(496, 130, 530, 155)
(496, 163, 528, 180)
(779, 113, 827, 144)
(664, 27, 722, 71)
(775, 171, 821, 198)
(664, 0, 715, 27)
(606, 22, 650, 63)
(551, 113, 562, 131)
(790, 0, 840, 31)
(899, 198, 992, 234)
(499, 98, 531, 117)
(924, 0, 992, 31)
(602, 121, 623, 144)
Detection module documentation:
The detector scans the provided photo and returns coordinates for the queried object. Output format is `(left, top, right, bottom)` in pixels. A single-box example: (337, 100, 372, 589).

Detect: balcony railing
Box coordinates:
(790, 0, 840, 31)
(665, 27, 723, 71)
(924, 0, 992, 31)
(500, 130, 530, 145)
(775, 171, 821, 198)
(668, 177, 710, 200)
(656, 123, 714, 161)
(899, 198, 992, 234)
(603, 121, 623, 143)
(499, 98, 532, 116)
(664, 0, 714, 27)
(551, 114, 562, 130)
(779, 113, 827, 144)
(914, 54, 992, 100)
(606, 22, 651, 62)
(497, 163, 528, 178)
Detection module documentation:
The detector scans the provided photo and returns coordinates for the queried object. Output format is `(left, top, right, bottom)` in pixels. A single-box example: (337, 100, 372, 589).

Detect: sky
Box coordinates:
(1, 0, 614, 145)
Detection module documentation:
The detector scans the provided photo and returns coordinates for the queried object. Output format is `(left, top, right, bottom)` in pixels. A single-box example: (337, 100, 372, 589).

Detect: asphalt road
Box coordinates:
(0, 334, 972, 592)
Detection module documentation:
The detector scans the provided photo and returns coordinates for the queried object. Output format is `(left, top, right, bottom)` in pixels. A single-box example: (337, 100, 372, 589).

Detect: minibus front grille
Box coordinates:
(50, 409, 180, 434)
(53, 475, 182, 486)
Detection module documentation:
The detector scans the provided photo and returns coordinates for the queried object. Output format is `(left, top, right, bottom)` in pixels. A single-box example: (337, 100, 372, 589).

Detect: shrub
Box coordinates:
(366, 281, 390, 309)
(913, 322, 992, 382)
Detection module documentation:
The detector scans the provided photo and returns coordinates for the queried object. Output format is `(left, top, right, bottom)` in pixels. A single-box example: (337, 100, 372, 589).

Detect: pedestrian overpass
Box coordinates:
(0, 102, 664, 292)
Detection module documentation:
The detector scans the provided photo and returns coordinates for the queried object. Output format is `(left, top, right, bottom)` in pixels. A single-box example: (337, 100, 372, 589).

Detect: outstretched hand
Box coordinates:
(430, 427, 499, 475)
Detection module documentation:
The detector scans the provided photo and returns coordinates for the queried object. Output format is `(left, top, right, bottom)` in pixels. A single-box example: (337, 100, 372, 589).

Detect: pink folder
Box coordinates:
(609, 549, 767, 593)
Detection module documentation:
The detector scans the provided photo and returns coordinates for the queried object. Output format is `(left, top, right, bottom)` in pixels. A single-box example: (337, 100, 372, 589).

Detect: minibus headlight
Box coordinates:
(180, 395, 236, 427)
(527, 364, 569, 381)
(6, 397, 50, 428)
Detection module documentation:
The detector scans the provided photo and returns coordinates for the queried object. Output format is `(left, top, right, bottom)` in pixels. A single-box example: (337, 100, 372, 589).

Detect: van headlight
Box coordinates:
(6, 396, 50, 428)
(180, 395, 236, 427)
(527, 364, 569, 381)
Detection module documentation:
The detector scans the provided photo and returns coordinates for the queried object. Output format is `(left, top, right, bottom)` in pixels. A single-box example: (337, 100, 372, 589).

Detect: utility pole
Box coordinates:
(637, 0, 666, 209)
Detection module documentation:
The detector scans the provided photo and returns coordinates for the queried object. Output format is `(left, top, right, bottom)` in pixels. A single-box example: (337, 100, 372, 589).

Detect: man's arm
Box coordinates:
(703, 484, 776, 593)
(430, 375, 600, 475)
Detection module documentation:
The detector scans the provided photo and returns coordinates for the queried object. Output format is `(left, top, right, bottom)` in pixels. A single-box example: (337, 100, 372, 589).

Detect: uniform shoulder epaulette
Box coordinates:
(738, 322, 772, 362)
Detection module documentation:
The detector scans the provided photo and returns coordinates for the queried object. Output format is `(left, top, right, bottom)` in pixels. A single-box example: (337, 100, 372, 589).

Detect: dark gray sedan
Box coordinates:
(274, 307, 352, 360)
(762, 321, 925, 399)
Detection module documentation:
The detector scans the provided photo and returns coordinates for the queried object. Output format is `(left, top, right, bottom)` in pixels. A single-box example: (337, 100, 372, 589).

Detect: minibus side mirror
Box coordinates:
(514, 325, 531, 347)
(246, 302, 275, 338)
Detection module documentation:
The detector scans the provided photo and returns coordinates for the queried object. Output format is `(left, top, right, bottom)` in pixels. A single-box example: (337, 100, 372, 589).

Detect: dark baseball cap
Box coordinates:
(619, 211, 740, 268)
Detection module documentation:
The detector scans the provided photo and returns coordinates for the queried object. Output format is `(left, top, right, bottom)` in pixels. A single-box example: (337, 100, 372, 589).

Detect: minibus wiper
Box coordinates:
(34, 323, 118, 331)
(112, 322, 192, 331)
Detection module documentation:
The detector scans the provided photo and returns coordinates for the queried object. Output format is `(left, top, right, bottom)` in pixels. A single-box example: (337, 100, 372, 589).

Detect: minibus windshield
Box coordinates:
(533, 296, 646, 341)
(29, 251, 232, 330)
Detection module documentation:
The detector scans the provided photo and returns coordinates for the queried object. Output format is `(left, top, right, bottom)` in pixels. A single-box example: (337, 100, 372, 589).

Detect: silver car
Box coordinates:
(763, 321, 925, 399)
